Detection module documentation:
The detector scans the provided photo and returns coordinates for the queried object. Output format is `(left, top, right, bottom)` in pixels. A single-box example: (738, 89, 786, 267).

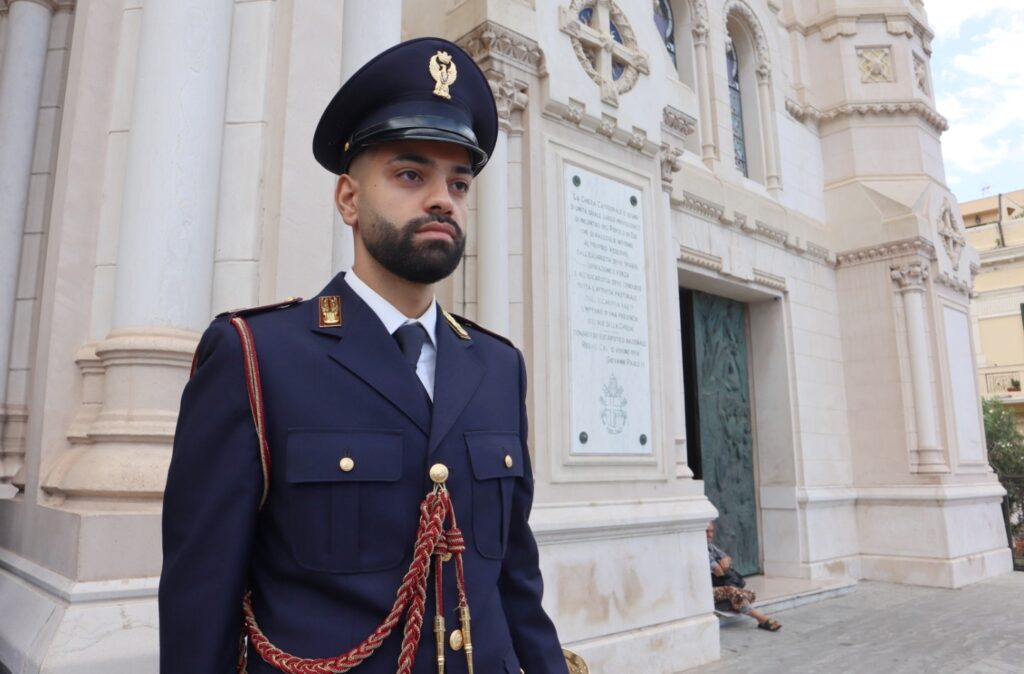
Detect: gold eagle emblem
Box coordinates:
(428, 51, 458, 99)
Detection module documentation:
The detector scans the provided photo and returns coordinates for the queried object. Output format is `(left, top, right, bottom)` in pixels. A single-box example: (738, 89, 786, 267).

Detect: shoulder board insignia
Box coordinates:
(218, 296, 302, 319)
(319, 295, 342, 327)
(442, 309, 470, 340)
(447, 312, 516, 348)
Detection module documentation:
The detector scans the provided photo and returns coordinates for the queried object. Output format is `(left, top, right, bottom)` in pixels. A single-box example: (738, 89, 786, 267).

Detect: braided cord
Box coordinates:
(244, 487, 466, 673)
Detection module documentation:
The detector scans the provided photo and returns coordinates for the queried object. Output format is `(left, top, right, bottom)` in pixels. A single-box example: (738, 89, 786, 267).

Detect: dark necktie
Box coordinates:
(393, 323, 431, 406)
(393, 322, 428, 369)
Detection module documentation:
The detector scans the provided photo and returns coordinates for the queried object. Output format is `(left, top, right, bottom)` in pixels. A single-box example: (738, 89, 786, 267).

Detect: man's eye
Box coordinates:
(397, 170, 420, 181)
(451, 180, 471, 194)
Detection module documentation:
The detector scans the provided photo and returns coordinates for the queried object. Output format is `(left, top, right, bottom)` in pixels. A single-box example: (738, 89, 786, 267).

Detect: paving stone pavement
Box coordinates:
(693, 572, 1024, 673)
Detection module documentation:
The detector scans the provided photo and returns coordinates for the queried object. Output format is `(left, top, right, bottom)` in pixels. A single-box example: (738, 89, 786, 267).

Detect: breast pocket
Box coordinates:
(285, 428, 412, 573)
(465, 431, 524, 559)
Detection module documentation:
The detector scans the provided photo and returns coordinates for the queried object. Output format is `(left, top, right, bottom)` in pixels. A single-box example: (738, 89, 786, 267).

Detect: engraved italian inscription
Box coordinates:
(566, 165, 652, 455)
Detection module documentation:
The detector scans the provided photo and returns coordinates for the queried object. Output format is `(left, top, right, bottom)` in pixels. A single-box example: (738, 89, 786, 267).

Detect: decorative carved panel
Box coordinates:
(857, 46, 894, 83)
(938, 200, 966, 270)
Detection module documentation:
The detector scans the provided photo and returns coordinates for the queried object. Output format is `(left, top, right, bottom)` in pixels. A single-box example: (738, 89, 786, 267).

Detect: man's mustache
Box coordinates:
(405, 214, 462, 236)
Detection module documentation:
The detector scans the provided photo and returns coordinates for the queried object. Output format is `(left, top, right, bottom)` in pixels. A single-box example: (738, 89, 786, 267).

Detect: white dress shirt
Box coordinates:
(344, 270, 437, 400)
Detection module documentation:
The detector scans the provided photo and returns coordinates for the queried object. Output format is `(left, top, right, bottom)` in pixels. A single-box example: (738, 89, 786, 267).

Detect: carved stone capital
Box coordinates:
(659, 143, 683, 187)
(488, 75, 528, 131)
(457, 21, 545, 76)
(890, 262, 930, 291)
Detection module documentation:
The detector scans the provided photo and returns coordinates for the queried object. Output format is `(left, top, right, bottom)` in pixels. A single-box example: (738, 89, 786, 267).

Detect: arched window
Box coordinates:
(653, 0, 698, 90)
(724, 10, 765, 183)
(726, 38, 748, 177)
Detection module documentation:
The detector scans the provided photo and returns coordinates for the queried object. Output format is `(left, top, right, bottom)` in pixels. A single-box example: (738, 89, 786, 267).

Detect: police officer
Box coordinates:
(159, 38, 571, 674)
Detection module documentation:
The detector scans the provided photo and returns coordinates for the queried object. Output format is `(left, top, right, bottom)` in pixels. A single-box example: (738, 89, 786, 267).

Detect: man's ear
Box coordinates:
(335, 174, 359, 226)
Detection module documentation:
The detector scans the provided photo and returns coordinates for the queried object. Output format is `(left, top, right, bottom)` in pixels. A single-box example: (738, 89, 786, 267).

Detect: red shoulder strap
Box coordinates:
(229, 316, 272, 511)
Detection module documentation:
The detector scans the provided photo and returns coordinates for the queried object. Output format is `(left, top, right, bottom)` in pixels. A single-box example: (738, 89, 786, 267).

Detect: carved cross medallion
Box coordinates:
(559, 0, 649, 107)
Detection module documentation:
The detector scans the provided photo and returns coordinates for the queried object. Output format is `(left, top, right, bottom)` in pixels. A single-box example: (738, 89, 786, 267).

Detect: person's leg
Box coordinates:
(747, 607, 781, 630)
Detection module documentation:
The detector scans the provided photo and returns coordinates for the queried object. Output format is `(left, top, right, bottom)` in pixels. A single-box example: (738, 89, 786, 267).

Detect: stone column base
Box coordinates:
(859, 547, 1012, 589)
(855, 482, 1012, 588)
(44, 328, 198, 503)
(0, 405, 27, 496)
(532, 495, 720, 673)
(0, 547, 158, 674)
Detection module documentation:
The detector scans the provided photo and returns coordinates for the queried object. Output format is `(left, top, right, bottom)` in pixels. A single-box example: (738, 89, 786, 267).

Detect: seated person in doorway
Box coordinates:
(707, 520, 782, 631)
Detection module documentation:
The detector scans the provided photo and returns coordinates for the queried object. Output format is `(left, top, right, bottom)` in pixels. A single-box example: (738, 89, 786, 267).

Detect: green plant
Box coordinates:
(983, 399, 1024, 559)
(984, 398, 1024, 476)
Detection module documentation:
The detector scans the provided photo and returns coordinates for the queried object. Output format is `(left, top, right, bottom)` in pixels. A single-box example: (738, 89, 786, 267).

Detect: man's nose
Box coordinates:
(425, 176, 454, 214)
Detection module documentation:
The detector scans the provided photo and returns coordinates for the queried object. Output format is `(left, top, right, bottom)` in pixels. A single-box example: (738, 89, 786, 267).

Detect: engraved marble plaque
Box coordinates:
(565, 165, 652, 455)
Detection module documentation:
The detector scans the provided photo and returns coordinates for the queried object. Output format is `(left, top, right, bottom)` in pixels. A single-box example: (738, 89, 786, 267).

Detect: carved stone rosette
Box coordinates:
(937, 200, 965, 271)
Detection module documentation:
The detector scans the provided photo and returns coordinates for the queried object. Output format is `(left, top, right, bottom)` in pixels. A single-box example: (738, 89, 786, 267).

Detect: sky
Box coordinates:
(925, 0, 1024, 203)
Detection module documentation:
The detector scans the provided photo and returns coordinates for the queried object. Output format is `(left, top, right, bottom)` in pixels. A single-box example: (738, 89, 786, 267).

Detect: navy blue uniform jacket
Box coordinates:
(159, 274, 568, 673)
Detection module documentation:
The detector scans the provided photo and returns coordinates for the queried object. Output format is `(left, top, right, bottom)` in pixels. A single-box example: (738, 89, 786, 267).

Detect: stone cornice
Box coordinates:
(979, 243, 1024, 267)
(934, 271, 972, 297)
(786, 98, 948, 133)
(679, 191, 725, 223)
(457, 21, 546, 77)
(673, 198, 838, 266)
(662, 106, 698, 139)
(783, 10, 934, 54)
(836, 236, 936, 267)
(542, 97, 660, 157)
(678, 245, 789, 293)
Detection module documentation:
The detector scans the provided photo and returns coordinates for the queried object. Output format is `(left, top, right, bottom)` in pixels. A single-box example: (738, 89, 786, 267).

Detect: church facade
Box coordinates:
(0, 0, 1011, 672)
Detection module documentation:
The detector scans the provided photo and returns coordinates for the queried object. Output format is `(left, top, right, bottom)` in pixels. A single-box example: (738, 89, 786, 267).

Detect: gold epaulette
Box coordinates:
(217, 297, 303, 319)
(445, 311, 515, 349)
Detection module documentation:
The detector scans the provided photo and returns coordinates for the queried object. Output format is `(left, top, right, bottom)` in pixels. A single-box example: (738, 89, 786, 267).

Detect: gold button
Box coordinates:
(429, 463, 449, 483)
(339, 457, 355, 472)
(449, 628, 464, 651)
(504, 454, 513, 468)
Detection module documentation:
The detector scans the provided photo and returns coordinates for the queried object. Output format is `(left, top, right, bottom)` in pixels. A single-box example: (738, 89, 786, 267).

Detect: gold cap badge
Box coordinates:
(429, 51, 458, 100)
(319, 295, 341, 327)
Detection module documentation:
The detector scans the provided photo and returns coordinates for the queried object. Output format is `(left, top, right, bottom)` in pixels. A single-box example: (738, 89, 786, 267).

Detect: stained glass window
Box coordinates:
(653, 0, 677, 68)
(579, 7, 626, 80)
(726, 41, 748, 177)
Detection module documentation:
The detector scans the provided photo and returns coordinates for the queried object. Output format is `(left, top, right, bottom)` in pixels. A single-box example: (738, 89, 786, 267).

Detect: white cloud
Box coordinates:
(933, 12, 1024, 184)
(923, 0, 1024, 39)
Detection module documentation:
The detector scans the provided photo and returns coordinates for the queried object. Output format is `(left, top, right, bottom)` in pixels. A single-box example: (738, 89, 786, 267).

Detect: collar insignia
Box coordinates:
(442, 309, 470, 340)
(429, 51, 458, 100)
(319, 295, 342, 327)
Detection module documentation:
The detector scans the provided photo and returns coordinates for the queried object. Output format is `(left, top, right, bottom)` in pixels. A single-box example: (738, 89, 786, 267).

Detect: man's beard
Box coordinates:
(362, 213, 466, 284)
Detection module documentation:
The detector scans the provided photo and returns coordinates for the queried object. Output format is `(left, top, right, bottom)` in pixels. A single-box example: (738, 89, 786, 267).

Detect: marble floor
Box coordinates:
(693, 572, 1024, 673)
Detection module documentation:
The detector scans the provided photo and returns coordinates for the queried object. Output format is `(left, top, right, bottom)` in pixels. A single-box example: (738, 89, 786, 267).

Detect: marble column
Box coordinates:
(755, 67, 780, 193)
(332, 0, 402, 274)
(475, 78, 526, 335)
(44, 0, 235, 500)
(659, 145, 692, 478)
(0, 0, 53, 487)
(691, 23, 716, 168)
(891, 262, 948, 473)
